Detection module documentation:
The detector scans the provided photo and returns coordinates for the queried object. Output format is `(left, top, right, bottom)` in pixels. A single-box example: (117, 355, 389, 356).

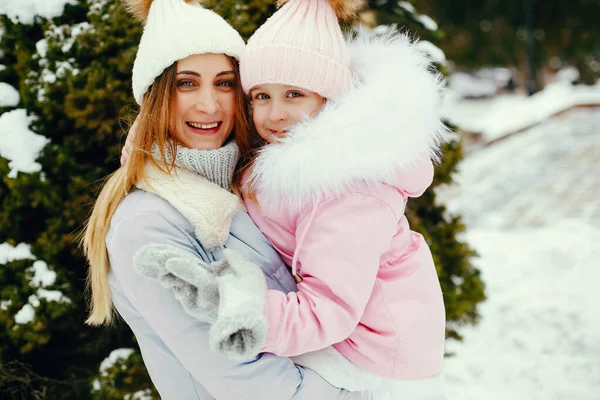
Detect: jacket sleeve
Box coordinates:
(107, 211, 359, 400)
(261, 193, 397, 356)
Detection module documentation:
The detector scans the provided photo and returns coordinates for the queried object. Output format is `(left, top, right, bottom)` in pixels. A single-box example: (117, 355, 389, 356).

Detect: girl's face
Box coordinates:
(250, 84, 325, 143)
(174, 53, 236, 150)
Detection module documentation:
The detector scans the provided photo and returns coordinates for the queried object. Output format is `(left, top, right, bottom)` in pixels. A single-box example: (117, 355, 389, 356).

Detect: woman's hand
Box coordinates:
(210, 249, 268, 362)
(134, 243, 224, 322)
(134, 243, 268, 361)
(120, 116, 139, 166)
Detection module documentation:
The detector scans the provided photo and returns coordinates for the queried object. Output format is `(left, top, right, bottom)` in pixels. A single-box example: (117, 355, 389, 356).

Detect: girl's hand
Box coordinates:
(120, 116, 139, 166)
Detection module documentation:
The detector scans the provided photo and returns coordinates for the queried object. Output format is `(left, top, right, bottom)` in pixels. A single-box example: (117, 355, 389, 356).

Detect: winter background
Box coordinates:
(1, 0, 599, 399)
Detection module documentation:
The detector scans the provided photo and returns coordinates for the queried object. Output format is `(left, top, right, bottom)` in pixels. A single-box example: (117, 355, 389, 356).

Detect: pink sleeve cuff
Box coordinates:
(260, 290, 285, 354)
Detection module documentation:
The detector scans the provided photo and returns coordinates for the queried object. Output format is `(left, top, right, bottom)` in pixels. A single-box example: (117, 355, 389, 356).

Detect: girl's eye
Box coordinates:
(287, 91, 303, 98)
(217, 80, 234, 88)
(254, 93, 269, 100)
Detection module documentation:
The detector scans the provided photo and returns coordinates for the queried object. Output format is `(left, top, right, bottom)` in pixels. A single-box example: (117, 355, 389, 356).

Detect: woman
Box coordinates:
(82, 0, 359, 398)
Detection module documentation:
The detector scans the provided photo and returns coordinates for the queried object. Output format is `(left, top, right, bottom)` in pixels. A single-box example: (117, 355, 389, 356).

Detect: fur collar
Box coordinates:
(136, 162, 242, 250)
(249, 27, 448, 209)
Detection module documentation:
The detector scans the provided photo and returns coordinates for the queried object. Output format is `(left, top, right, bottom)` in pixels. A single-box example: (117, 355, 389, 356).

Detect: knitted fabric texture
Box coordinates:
(152, 140, 241, 191)
(240, 0, 352, 99)
(132, 0, 245, 104)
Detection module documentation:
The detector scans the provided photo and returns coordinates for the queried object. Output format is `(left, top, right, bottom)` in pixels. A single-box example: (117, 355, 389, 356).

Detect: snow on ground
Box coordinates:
(445, 223, 600, 400)
(443, 75, 600, 142)
(439, 107, 600, 399)
(439, 108, 600, 229)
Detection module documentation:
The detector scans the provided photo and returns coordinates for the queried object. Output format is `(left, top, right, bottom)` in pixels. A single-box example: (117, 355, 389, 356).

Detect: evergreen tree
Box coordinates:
(0, 1, 483, 398)
(406, 0, 600, 87)
(0, 1, 150, 398)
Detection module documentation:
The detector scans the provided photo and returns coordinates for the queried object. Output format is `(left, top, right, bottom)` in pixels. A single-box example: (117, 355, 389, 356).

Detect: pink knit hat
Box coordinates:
(240, 0, 363, 99)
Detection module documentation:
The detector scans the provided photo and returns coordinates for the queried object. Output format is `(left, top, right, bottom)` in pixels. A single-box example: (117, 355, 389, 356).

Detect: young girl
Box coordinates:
(131, 0, 448, 398)
(234, 0, 448, 398)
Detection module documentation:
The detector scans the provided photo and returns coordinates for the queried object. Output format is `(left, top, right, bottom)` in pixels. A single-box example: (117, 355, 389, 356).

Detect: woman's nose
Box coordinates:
(195, 88, 218, 114)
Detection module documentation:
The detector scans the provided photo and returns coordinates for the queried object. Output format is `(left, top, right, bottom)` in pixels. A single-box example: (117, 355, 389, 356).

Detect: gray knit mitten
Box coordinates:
(209, 248, 268, 362)
(134, 244, 269, 361)
(133, 244, 226, 322)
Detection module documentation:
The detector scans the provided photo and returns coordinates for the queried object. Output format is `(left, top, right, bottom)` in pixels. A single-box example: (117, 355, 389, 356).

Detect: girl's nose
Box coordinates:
(268, 103, 287, 122)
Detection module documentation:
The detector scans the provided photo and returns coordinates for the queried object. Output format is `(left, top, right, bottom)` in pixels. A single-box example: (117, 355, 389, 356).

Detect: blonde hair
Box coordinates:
(82, 56, 250, 326)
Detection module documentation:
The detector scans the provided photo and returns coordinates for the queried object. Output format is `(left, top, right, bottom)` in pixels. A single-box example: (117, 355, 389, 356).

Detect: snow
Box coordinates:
(91, 348, 136, 393)
(445, 223, 600, 400)
(99, 348, 135, 374)
(28, 260, 57, 287)
(60, 22, 92, 53)
(31, 23, 87, 101)
(438, 108, 600, 399)
(416, 41, 446, 64)
(125, 389, 153, 400)
(35, 39, 48, 58)
(13, 288, 71, 324)
(1, 243, 69, 324)
(438, 108, 600, 228)
(553, 66, 580, 83)
(0, 0, 76, 25)
(36, 288, 71, 304)
(0, 109, 50, 178)
(371, 26, 446, 65)
(1, 299, 11, 310)
(443, 76, 600, 142)
(28, 294, 40, 307)
(0, 82, 19, 107)
(395, 3, 438, 31)
(14, 304, 35, 324)
(398, 2, 416, 13)
(418, 15, 438, 31)
(447, 72, 499, 99)
(0, 242, 36, 263)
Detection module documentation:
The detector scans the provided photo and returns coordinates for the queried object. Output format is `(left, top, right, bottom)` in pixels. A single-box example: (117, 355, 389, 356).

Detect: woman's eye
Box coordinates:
(254, 93, 269, 100)
(217, 80, 234, 88)
(288, 91, 303, 98)
(177, 80, 194, 87)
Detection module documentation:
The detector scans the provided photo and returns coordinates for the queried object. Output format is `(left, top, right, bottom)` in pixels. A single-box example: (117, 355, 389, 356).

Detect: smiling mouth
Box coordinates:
(268, 129, 288, 135)
(186, 121, 222, 135)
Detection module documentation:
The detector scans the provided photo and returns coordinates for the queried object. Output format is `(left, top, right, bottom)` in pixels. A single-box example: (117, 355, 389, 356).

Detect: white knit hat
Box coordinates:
(125, 0, 245, 104)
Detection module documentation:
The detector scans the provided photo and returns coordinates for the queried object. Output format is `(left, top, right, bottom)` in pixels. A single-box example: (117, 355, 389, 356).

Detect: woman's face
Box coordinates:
(173, 53, 236, 150)
(250, 84, 325, 143)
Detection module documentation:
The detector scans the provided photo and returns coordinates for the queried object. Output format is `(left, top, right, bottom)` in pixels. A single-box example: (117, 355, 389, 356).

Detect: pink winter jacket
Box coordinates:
(243, 29, 448, 380)
(243, 159, 446, 380)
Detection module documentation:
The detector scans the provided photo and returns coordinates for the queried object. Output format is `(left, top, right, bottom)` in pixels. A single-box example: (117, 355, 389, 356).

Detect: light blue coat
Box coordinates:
(107, 188, 358, 399)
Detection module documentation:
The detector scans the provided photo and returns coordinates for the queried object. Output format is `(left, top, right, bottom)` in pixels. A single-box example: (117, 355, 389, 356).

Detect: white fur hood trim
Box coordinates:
(250, 27, 448, 208)
(136, 162, 242, 249)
